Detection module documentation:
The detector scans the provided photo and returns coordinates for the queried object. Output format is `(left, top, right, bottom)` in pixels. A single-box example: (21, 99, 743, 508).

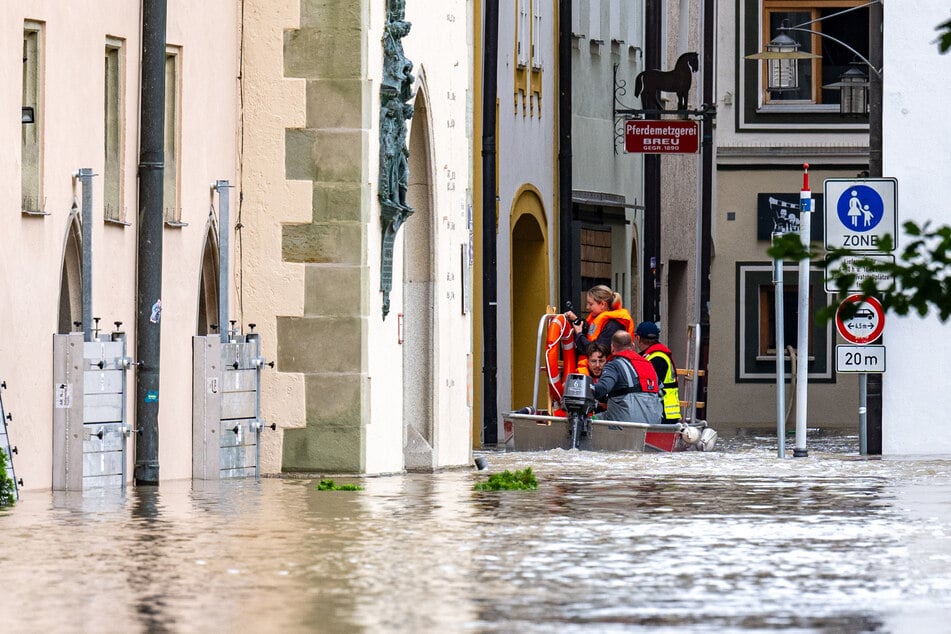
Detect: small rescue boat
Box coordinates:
(504, 312, 717, 453)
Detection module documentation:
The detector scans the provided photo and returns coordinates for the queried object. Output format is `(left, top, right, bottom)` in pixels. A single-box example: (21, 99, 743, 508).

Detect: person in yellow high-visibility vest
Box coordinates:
(634, 321, 681, 423)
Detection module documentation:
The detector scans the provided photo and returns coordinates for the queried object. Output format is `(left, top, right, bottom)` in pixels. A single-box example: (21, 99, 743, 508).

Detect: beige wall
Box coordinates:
(237, 0, 310, 474)
(2, 1, 239, 488)
(247, 0, 473, 474)
(709, 168, 859, 432)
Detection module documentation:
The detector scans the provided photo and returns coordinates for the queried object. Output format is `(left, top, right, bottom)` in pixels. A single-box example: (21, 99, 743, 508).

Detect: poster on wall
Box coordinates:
(756, 193, 824, 241)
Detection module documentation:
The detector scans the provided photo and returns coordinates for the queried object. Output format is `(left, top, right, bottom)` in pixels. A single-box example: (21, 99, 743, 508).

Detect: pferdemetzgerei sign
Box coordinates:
(824, 178, 898, 253)
(624, 120, 699, 154)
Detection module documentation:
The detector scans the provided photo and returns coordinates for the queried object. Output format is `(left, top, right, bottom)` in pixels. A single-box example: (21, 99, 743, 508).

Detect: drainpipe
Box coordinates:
(696, 0, 716, 423)
(134, 0, 167, 485)
(866, 0, 883, 455)
(642, 0, 662, 322)
(558, 0, 577, 311)
(481, 0, 499, 445)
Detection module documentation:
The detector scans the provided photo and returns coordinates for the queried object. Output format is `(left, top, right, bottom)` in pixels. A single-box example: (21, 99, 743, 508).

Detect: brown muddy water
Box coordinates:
(2, 432, 951, 633)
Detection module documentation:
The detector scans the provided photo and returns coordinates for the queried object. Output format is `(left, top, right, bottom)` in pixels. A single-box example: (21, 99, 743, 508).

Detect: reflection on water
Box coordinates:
(2, 433, 951, 632)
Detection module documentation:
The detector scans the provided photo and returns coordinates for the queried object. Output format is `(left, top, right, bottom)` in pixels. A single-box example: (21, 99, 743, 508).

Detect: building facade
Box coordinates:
(5, 0, 240, 488)
(246, 0, 474, 473)
(711, 0, 871, 432)
(4, 0, 474, 490)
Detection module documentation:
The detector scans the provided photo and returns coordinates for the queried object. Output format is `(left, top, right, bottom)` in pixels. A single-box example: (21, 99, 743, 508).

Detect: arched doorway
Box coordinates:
(402, 85, 435, 470)
(57, 210, 83, 334)
(197, 219, 220, 335)
(511, 192, 549, 410)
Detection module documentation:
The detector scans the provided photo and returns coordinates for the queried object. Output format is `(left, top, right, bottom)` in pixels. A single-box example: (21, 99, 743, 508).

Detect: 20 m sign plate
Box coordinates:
(836, 345, 885, 373)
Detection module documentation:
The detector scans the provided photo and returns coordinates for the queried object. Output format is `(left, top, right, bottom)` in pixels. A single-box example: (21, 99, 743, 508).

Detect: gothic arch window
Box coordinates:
(57, 211, 83, 334)
(197, 219, 220, 335)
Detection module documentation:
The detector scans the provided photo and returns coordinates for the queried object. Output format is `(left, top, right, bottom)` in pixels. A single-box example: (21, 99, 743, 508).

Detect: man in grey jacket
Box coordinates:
(592, 331, 664, 425)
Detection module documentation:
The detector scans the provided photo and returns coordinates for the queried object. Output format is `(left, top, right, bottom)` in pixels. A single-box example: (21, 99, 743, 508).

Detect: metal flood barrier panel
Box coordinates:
(193, 332, 274, 480)
(53, 332, 133, 491)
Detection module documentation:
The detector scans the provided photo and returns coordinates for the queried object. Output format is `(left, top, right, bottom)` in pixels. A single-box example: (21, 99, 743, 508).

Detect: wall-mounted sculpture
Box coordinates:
(379, 0, 415, 319)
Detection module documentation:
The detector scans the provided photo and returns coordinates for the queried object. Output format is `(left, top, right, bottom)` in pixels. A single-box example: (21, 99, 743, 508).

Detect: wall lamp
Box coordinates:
(22, 106, 35, 124)
(745, 0, 882, 114)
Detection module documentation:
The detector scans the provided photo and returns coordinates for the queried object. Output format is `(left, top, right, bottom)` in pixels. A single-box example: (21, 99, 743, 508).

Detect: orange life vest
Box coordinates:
(576, 307, 635, 373)
(544, 314, 577, 409)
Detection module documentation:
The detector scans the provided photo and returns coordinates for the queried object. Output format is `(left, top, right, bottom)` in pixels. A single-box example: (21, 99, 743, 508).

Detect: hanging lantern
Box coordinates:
(745, 27, 818, 94)
(765, 33, 802, 91)
(823, 66, 869, 115)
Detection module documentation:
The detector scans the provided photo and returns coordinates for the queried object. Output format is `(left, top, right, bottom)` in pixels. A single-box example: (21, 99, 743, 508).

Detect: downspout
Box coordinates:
(696, 0, 716, 422)
(134, 0, 167, 485)
(558, 0, 577, 311)
(642, 0, 662, 322)
(866, 0, 883, 454)
(481, 0, 499, 445)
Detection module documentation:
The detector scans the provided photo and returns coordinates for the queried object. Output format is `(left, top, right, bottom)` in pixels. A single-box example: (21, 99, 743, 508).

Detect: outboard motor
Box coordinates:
(697, 427, 718, 452)
(562, 373, 596, 449)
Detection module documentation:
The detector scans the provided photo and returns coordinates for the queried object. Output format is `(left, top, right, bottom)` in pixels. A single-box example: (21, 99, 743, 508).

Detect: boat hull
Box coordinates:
(507, 414, 715, 453)
(509, 415, 648, 452)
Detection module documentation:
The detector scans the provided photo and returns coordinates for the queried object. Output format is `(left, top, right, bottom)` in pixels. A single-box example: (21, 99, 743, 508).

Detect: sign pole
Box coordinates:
(772, 234, 786, 458)
(859, 373, 868, 455)
(794, 164, 811, 458)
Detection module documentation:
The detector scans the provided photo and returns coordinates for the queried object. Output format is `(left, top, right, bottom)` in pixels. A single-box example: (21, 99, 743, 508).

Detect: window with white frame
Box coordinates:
(104, 37, 125, 222)
(588, 0, 602, 43)
(164, 47, 182, 225)
(531, 0, 543, 69)
(517, 0, 530, 67)
(609, 0, 622, 44)
(736, 263, 834, 382)
(22, 21, 44, 213)
(571, 0, 583, 37)
(743, 0, 869, 124)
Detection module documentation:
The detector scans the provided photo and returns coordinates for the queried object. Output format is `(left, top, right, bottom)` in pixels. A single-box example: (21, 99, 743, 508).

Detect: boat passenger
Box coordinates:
(564, 285, 635, 375)
(592, 331, 663, 425)
(586, 342, 609, 412)
(586, 342, 609, 382)
(634, 321, 681, 424)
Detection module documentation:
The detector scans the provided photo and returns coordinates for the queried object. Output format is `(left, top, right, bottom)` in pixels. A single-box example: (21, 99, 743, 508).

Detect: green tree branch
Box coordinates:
(767, 221, 951, 324)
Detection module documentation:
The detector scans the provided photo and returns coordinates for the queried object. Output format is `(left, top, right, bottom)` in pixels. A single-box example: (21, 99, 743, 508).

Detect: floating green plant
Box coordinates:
(0, 449, 14, 507)
(317, 478, 363, 491)
(473, 467, 538, 491)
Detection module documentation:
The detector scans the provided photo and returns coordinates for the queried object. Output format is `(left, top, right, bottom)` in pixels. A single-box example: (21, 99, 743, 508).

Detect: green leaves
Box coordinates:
(473, 467, 539, 491)
(937, 18, 951, 54)
(0, 449, 14, 507)
(316, 478, 363, 491)
(767, 221, 951, 323)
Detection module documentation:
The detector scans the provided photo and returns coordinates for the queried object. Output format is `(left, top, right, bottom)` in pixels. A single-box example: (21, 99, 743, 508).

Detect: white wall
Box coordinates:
(881, 3, 951, 454)
(364, 0, 474, 472)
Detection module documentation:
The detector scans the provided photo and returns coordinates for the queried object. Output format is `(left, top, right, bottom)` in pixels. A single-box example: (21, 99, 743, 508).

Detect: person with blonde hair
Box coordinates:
(565, 285, 635, 375)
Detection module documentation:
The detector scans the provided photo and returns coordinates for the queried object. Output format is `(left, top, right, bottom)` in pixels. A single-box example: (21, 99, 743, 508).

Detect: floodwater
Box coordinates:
(2, 433, 951, 633)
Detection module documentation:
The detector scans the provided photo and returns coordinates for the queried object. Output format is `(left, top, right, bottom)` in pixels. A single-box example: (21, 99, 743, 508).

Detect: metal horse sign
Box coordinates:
(634, 51, 699, 112)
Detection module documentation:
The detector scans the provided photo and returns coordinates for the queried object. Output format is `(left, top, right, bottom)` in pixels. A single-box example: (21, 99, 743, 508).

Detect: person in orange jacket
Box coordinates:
(564, 285, 635, 375)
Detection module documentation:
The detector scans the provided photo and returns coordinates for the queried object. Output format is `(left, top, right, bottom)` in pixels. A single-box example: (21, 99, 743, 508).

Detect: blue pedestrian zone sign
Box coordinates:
(824, 178, 898, 253)
(837, 185, 883, 231)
